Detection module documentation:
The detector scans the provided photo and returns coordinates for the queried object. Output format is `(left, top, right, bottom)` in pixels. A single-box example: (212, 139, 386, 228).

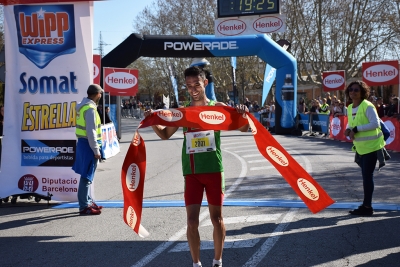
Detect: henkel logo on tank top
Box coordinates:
(126, 163, 140, 192)
(362, 60, 399, 86)
(199, 111, 226, 125)
(103, 68, 139, 96)
(14, 5, 76, 69)
(157, 109, 183, 122)
(322, 71, 345, 91)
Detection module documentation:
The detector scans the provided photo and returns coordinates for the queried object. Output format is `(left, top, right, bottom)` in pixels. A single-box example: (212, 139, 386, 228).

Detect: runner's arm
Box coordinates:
(151, 125, 179, 140)
(217, 102, 250, 132)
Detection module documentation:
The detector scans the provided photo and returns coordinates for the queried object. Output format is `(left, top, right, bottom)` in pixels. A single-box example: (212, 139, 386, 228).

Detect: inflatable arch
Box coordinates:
(101, 34, 297, 134)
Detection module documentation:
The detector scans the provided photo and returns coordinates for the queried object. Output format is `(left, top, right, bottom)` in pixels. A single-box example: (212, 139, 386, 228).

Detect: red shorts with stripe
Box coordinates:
(184, 172, 225, 206)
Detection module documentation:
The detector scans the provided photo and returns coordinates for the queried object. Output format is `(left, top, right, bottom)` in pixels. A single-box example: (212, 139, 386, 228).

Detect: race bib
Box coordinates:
(185, 130, 216, 154)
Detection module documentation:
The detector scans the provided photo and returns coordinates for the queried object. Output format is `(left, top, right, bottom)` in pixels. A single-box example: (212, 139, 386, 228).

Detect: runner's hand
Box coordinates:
(235, 104, 248, 114)
(144, 109, 153, 118)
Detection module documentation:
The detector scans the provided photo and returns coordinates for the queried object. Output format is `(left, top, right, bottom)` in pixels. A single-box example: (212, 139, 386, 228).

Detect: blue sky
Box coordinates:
(93, 0, 153, 56)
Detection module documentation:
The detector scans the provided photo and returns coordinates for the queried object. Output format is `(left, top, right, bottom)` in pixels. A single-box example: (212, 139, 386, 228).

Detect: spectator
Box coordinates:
(336, 101, 347, 116)
(244, 97, 251, 109)
(297, 98, 306, 113)
(252, 101, 260, 112)
(319, 98, 330, 115)
(103, 106, 112, 124)
(385, 96, 399, 117)
(376, 97, 385, 118)
(326, 92, 332, 105)
(344, 81, 385, 216)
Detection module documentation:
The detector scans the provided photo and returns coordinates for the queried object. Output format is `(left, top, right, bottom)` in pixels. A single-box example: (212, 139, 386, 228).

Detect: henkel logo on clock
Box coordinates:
(322, 71, 345, 91)
(362, 60, 399, 86)
(103, 67, 139, 96)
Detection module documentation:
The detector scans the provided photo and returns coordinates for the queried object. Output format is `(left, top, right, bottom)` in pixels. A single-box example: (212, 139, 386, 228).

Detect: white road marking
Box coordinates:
(169, 238, 261, 252)
(234, 149, 259, 153)
(242, 154, 263, 158)
(250, 166, 275, 171)
(223, 144, 257, 149)
(247, 159, 267, 163)
(238, 184, 291, 191)
(201, 214, 282, 227)
(243, 208, 298, 267)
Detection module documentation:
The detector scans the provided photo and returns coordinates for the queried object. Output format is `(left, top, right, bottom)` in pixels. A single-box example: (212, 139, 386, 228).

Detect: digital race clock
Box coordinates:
(218, 0, 280, 18)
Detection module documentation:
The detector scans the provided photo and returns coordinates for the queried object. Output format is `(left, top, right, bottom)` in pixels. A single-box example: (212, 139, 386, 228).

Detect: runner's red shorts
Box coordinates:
(184, 172, 225, 206)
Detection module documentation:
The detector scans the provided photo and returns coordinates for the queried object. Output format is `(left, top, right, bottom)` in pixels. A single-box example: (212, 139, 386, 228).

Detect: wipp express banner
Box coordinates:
(0, 2, 93, 201)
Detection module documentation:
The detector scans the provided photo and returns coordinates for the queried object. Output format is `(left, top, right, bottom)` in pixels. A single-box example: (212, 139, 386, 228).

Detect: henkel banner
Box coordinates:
(215, 14, 286, 37)
(122, 106, 335, 237)
(103, 68, 139, 96)
(362, 60, 399, 86)
(323, 71, 346, 91)
(93, 54, 101, 84)
(0, 2, 93, 201)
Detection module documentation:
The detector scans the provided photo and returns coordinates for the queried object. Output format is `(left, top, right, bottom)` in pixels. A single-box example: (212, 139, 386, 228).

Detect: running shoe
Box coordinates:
(79, 206, 101, 215)
(349, 205, 373, 216)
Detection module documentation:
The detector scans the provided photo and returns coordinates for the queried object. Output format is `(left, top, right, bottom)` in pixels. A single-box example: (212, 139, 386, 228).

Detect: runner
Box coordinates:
(144, 66, 249, 267)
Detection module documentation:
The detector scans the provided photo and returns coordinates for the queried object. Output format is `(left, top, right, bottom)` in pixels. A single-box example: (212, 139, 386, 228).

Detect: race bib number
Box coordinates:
(186, 130, 216, 154)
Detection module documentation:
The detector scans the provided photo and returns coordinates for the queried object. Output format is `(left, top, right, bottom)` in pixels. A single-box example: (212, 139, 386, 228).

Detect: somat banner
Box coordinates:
(121, 106, 335, 237)
(0, 2, 93, 200)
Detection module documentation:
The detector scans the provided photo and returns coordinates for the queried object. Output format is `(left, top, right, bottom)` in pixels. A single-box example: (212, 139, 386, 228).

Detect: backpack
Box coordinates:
(380, 119, 390, 141)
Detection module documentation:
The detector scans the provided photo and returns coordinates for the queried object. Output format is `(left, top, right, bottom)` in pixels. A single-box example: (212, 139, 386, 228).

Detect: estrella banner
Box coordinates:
(103, 67, 139, 96)
(0, 2, 93, 201)
(122, 106, 335, 237)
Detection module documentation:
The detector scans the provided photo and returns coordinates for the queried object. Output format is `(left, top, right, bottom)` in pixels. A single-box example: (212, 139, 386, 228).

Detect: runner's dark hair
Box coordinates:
(184, 66, 206, 81)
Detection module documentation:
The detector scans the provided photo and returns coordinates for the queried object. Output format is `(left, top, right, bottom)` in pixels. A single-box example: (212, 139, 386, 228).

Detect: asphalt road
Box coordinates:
(1, 117, 400, 267)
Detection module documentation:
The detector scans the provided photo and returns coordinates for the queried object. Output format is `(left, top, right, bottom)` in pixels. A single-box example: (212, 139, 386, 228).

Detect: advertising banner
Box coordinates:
(215, 14, 286, 37)
(122, 106, 335, 237)
(0, 2, 93, 201)
(311, 114, 330, 134)
(101, 123, 120, 159)
(103, 67, 139, 96)
(93, 54, 101, 84)
(323, 71, 346, 92)
(362, 60, 399, 86)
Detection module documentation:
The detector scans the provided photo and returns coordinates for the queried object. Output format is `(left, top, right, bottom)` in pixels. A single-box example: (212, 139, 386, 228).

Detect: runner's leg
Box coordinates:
(208, 204, 225, 261)
(186, 204, 201, 263)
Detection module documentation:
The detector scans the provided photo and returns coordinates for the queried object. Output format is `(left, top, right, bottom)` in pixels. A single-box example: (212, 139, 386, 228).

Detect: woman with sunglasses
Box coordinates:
(344, 81, 385, 216)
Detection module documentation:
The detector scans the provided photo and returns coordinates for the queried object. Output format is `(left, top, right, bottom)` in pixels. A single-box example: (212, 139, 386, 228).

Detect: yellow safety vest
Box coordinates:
(348, 100, 384, 155)
(319, 103, 330, 114)
(75, 103, 101, 140)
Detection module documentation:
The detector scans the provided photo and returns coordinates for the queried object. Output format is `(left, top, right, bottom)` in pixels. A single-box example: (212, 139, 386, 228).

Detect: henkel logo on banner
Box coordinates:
(362, 60, 399, 86)
(93, 54, 101, 84)
(103, 68, 139, 96)
(323, 71, 346, 92)
(215, 14, 286, 37)
(14, 5, 76, 69)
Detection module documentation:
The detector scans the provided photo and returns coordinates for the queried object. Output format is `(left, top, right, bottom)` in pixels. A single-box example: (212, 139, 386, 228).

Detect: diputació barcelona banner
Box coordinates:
(0, 2, 94, 201)
(121, 106, 335, 237)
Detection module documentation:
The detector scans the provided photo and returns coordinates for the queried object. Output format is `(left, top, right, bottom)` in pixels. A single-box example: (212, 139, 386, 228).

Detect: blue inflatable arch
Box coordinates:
(101, 34, 297, 134)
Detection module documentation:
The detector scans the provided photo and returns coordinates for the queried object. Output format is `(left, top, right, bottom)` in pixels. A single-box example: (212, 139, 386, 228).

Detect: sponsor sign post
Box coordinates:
(362, 60, 399, 86)
(103, 67, 139, 96)
(0, 1, 93, 201)
(322, 71, 346, 92)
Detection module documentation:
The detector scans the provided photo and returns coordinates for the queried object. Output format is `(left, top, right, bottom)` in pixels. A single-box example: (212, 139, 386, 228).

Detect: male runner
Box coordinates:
(144, 66, 249, 267)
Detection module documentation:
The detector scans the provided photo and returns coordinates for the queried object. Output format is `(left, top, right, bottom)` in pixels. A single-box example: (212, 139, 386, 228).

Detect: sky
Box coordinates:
(93, 0, 154, 56)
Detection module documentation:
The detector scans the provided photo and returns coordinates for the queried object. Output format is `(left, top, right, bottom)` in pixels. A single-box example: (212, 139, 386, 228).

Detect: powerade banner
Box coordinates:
(101, 123, 120, 159)
(121, 106, 334, 237)
(311, 114, 330, 134)
(102, 34, 297, 134)
(0, 2, 93, 201)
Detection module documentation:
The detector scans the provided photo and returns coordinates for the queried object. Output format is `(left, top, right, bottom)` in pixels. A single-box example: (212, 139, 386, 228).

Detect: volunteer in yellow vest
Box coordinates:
(319, 98, 330, 115)
(344, 81, 385, 216)
(72, 84, 104, 215)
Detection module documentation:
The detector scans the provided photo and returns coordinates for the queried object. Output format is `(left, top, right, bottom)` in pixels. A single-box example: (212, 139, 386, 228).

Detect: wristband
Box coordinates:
(352, 126, 358, 133)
